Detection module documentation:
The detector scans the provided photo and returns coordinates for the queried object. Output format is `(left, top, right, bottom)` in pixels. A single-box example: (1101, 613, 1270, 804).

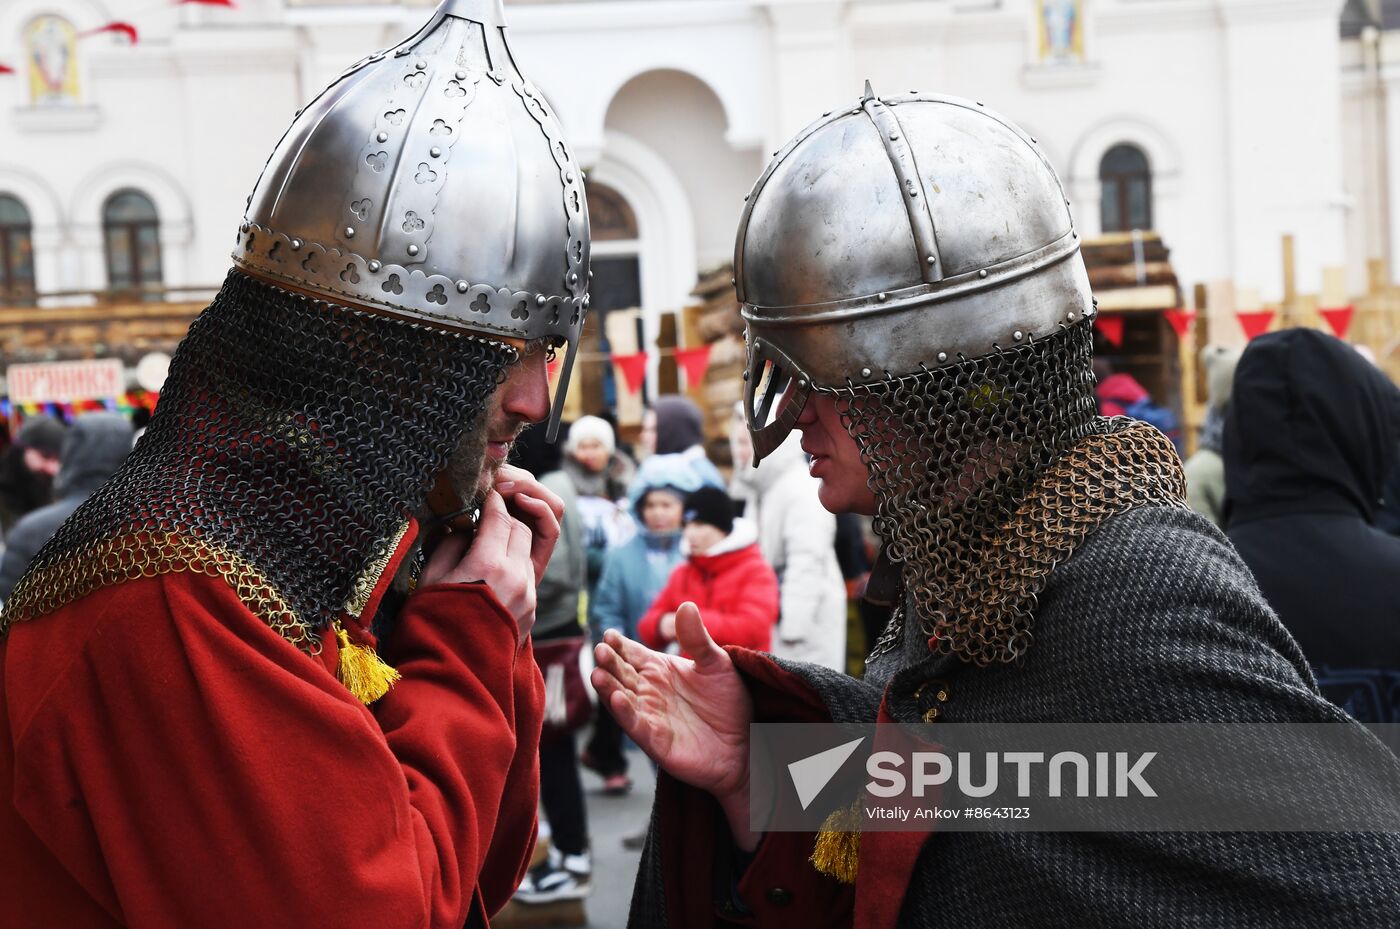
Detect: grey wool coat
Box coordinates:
(627, 506, 1400, 929)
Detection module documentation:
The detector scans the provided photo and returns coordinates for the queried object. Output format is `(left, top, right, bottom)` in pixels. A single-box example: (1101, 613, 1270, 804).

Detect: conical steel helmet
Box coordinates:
(737, 84, 1093, 461)
(233, 0, 589, 438)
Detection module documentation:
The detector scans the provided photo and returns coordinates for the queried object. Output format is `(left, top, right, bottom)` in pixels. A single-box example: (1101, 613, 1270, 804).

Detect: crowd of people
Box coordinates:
(500, 393, 860, 916)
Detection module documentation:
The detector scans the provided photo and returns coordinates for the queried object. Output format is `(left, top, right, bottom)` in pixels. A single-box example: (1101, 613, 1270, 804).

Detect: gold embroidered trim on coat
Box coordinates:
(0, 532, 318, 653)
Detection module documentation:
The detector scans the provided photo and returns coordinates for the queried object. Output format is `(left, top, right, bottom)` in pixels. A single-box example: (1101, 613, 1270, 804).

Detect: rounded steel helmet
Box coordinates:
(738, 83, 1093, 461)
(234, 0, 589, 438)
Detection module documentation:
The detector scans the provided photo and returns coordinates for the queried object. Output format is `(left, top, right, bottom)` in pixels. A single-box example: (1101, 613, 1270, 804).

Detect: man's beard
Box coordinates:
(384, 405, 494, 605)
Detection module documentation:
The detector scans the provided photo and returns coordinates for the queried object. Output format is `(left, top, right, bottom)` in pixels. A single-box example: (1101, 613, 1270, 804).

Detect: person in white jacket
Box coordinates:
(729, 406, 848, 671)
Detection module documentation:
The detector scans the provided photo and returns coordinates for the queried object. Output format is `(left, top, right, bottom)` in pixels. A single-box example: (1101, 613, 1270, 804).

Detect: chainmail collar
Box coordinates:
(0, 270, 516, 655)
(836, 321, 1187, 671)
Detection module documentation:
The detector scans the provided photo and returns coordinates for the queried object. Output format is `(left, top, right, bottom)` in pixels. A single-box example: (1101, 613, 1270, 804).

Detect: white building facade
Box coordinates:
(0, 0, 1378, 331)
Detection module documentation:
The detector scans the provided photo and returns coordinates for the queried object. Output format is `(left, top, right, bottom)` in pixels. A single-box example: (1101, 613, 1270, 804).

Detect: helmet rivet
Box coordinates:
(743, 371, 750, 381)
(376, 131, 388, 143)
(937, 351, 948, 363)
(455, 69, 468, 80)
(454, 281, 468, 293)
(927, 256, 937, 265)
(290, 238, 302, 250)
(1073, 231, 1079, 239)
(1031, 137, 1038, 143)
(240, 223, 250, 233)
(344, 227, 355, 238)
(861, 367, 873, 378)
(911, 89, 918, 93)
(889, 132, 900, 141)
(1067, 312, 1076, 321)
(537, 294, 548, 306)
(822, 111, 831, 117)
(570, 272, 578, 284)
(976, 101, 984, 106)
(583, 294, 591, 307)
(978, 269, 988, 279)
(414, 59, 426, 69)
(877, 292, 888, 302)
(1013, 330, 1024, 341)
(731, 277, 736, 286)
(430, 146, 442, 158)
(798, 378, 809, 389)
(406, 244, 419, 256)
(367, 260, 381, 272)
(744, 194, 749, 202)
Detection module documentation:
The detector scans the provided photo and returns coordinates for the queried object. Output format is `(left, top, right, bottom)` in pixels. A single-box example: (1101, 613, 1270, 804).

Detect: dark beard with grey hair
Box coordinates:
(373, 402, 494, 641)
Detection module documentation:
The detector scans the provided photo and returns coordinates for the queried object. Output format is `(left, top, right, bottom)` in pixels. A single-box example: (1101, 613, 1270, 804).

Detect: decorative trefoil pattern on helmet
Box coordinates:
(232, 2, 590, 349)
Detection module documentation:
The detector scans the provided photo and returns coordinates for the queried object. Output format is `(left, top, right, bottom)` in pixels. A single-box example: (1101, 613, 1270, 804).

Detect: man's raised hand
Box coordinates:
(421, 489, 537, 643)
(493, 463, 563, 582)
(591, 603, 757, 846)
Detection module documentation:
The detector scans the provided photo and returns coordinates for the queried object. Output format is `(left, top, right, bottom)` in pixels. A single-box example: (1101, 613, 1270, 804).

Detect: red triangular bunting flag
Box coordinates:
(1236, 310, 1275, 341)
(674, 345, 712, 388)
(1096, 314, 1124, 348)
(81, 22, 139, 44)
(1163, 308, 1196, 340)
(0, 64, 14, 75)
(1319, 305, 1355, 340)
(611, 351, 648, 396)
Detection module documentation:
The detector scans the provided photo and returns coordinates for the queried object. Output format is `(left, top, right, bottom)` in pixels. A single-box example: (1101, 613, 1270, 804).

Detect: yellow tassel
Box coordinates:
(335, 623, 401, 704)
(810, 803, 861, 884)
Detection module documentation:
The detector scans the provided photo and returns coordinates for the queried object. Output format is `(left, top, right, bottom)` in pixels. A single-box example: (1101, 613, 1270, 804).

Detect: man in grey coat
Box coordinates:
(591, 89, 1400, 927)
(0, 413, 132, 602)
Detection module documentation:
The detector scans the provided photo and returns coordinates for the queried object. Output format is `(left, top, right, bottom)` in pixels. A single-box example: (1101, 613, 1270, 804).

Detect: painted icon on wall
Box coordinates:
(1038, 0, 1085, 63)
(25, 15, 80, 105)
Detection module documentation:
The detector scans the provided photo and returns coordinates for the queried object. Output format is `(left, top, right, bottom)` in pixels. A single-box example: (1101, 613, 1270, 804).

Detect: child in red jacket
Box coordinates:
(638, 486, 780, 654)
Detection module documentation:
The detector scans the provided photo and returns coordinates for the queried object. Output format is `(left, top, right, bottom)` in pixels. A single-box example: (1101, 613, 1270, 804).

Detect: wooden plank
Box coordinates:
(1093, 285, 1178, 311)
(1087, 262, 1176, 288)
(1281, 234, 1297, 325)
(1321, 266, 1348, 307)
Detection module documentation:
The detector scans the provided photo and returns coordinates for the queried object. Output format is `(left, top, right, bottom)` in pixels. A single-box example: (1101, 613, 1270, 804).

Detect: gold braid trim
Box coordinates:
(343, 520, 411, 619)
(0, 532, 319, 654)
(929, 419, 1189, 666)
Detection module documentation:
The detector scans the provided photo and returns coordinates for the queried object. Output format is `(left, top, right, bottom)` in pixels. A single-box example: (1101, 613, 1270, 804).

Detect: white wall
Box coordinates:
(0, 0, 1366, 307)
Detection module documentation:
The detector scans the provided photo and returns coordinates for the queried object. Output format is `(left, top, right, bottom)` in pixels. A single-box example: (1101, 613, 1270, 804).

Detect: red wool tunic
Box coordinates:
(0, 523, 544, 928)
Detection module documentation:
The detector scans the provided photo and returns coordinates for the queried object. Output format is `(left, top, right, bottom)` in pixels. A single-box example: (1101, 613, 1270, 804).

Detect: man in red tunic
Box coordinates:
(0, 2, 593, 927)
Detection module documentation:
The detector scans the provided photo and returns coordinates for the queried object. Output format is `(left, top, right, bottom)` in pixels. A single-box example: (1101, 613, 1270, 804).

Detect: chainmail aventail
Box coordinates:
(838, 320, 1188, 667)
(0, 270, 515, 661)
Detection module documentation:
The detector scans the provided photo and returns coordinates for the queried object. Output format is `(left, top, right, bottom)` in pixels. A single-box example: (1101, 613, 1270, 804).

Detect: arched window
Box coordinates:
(103, 189, 163, 290)
(584, 182, 643, 409)
(1099, 144, 1153, 233)
(0, 195, 36, 301)
(587, 182, 641, 311)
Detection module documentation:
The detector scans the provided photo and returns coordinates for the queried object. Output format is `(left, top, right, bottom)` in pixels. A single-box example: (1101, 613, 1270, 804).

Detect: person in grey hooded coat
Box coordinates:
(0, 413, 133, 602)
(730, 411, 847, 671)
